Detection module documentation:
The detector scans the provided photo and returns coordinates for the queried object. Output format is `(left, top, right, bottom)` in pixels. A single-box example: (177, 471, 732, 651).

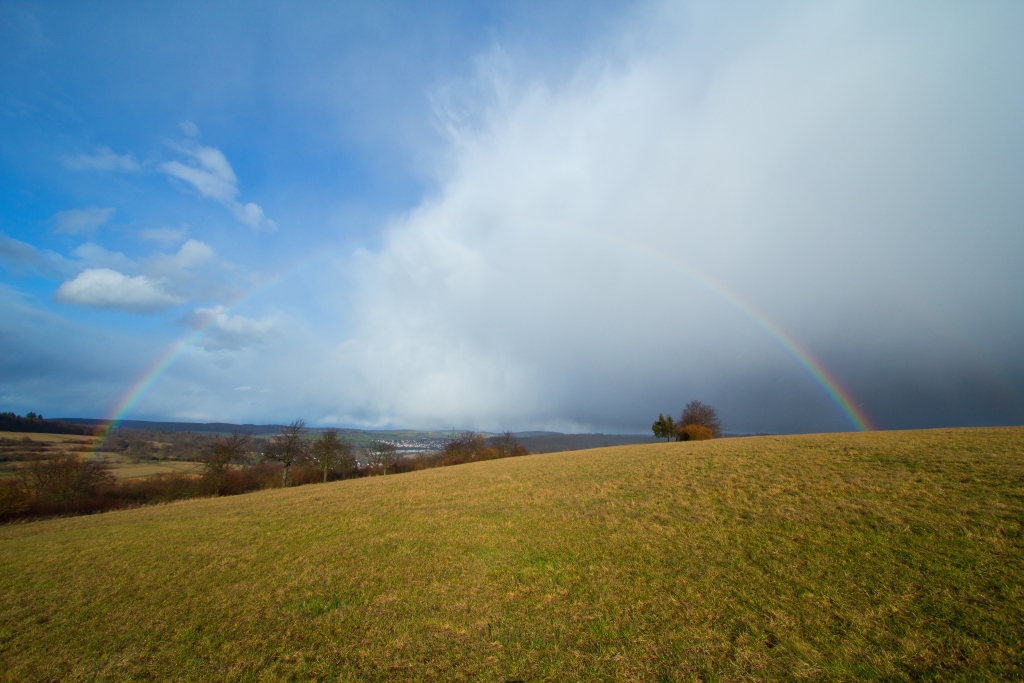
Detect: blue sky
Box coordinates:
(2, 1, 1023, 433)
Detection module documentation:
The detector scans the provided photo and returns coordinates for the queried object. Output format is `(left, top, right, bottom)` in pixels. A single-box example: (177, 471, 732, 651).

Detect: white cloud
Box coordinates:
(160, 145, 276, 232)
(61, 146, 141, 172)
(55, 268, 183, 312)
(184, 305, 275, 350)
(51, 207, 115, 235)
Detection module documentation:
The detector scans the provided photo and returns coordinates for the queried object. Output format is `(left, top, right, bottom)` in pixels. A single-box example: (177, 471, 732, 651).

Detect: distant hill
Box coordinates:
(56, 418, 287, 435)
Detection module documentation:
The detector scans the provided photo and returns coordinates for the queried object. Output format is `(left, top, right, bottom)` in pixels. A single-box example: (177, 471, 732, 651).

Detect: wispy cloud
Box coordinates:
(70, 242, 134, 272)
(160, 128, 276, 232)
(148, 239, 214, 277)
(55, 268, 183, 312)
(61, 146, 140, 172)
(138, 226, 189, 245)
(0, 231, 64, 278)
(51, 206, 115, 235)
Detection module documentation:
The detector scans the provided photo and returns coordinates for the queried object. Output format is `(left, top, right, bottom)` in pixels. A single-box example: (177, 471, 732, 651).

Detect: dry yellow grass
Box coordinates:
(105, 460, 204, 479)
(1, 427, 1022, 681)
(0, 431, 98, 446)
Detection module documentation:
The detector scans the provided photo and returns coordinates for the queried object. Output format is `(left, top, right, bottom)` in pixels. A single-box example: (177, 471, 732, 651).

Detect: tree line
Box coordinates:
(0, 421, 529, 522)
(652, 400, 722, 441)
(0, 411, 100, 436)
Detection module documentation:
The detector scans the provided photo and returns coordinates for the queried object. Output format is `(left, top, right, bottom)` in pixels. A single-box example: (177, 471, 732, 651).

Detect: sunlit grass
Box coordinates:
(1, 427, 1022, 681)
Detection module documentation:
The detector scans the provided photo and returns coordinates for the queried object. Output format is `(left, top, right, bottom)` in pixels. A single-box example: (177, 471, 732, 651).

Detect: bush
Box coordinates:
(678, 424, 713, 441)
(0, 479, 29, 518)
(19, 453, 115, 506)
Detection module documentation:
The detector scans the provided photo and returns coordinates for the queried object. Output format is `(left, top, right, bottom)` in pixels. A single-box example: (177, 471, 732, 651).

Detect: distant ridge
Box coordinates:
(55, 418, 286, 435)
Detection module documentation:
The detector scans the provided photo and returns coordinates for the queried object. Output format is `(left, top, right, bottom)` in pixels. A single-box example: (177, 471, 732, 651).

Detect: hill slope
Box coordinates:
(2, 428, 1023, 681)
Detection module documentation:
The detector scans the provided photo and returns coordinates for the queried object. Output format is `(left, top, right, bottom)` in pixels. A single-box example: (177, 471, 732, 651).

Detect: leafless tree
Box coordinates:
(310, 429, 354, 482)
(444, 432, 486, 460)
(202, 430, 252, 483)
(264, 419, 309, 486)
(490, 431, 527, 457)
(363, 439, 399, 475)
(679, 400, 722, 438)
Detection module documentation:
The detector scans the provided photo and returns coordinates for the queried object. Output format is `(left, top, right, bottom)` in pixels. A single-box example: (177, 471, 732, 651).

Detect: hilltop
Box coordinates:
(2, 427, 1022, 681)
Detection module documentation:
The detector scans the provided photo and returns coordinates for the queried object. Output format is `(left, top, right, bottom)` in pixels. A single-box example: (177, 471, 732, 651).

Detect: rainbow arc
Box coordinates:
(95, 234, 873, 445)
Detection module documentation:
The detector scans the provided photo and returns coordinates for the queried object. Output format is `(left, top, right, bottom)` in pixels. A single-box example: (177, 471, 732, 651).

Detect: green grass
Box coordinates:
(1, 427, 1023, 682)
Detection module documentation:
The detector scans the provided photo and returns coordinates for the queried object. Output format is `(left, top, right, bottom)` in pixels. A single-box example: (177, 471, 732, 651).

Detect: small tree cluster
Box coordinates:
(653, 401, 722, 441)
(1, 421, 536, 522)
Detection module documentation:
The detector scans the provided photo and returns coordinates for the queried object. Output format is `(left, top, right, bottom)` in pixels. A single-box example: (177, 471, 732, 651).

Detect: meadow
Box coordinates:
(1, 427, 1022, 681)
(0, 432, 203, 480)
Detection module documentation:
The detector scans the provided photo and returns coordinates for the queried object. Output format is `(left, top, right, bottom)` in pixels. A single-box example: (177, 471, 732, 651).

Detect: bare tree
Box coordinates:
(202, 430, 252, 485)
(310, 429, 354, 482)
(443, 432, 486, 460)
(264, 419, 309, 486)
(679, 401, 722, 438)
(490, 431, 527, 457)
(363, 439, 399, 475)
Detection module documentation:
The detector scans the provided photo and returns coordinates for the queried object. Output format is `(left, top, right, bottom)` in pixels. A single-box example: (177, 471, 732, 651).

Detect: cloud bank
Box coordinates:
(322, 3, 1024, 432)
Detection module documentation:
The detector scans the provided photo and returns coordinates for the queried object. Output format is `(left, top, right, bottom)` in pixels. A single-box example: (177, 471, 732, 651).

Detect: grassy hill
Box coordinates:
(1, 428, 1022, 681)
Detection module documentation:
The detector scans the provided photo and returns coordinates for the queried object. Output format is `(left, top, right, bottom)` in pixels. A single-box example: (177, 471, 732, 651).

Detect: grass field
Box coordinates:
(1, 427, 1022, 681)
(0, 431, 204, 479)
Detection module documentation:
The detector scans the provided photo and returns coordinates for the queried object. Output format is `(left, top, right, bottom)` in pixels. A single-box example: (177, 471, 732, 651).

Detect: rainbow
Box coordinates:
(91, 255, 331, 449)
(94, 231, 873, 446)
(597, 233, 874, 432)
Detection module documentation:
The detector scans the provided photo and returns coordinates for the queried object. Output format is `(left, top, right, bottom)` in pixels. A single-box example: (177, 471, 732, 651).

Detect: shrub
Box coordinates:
(19, 453, 115, 506)
(0, 479, 29, 518)
(678, 424, 713, 441)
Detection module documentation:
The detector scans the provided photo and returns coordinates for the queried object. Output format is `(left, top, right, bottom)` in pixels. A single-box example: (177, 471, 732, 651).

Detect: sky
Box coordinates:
(1, 1, 1022, 434)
